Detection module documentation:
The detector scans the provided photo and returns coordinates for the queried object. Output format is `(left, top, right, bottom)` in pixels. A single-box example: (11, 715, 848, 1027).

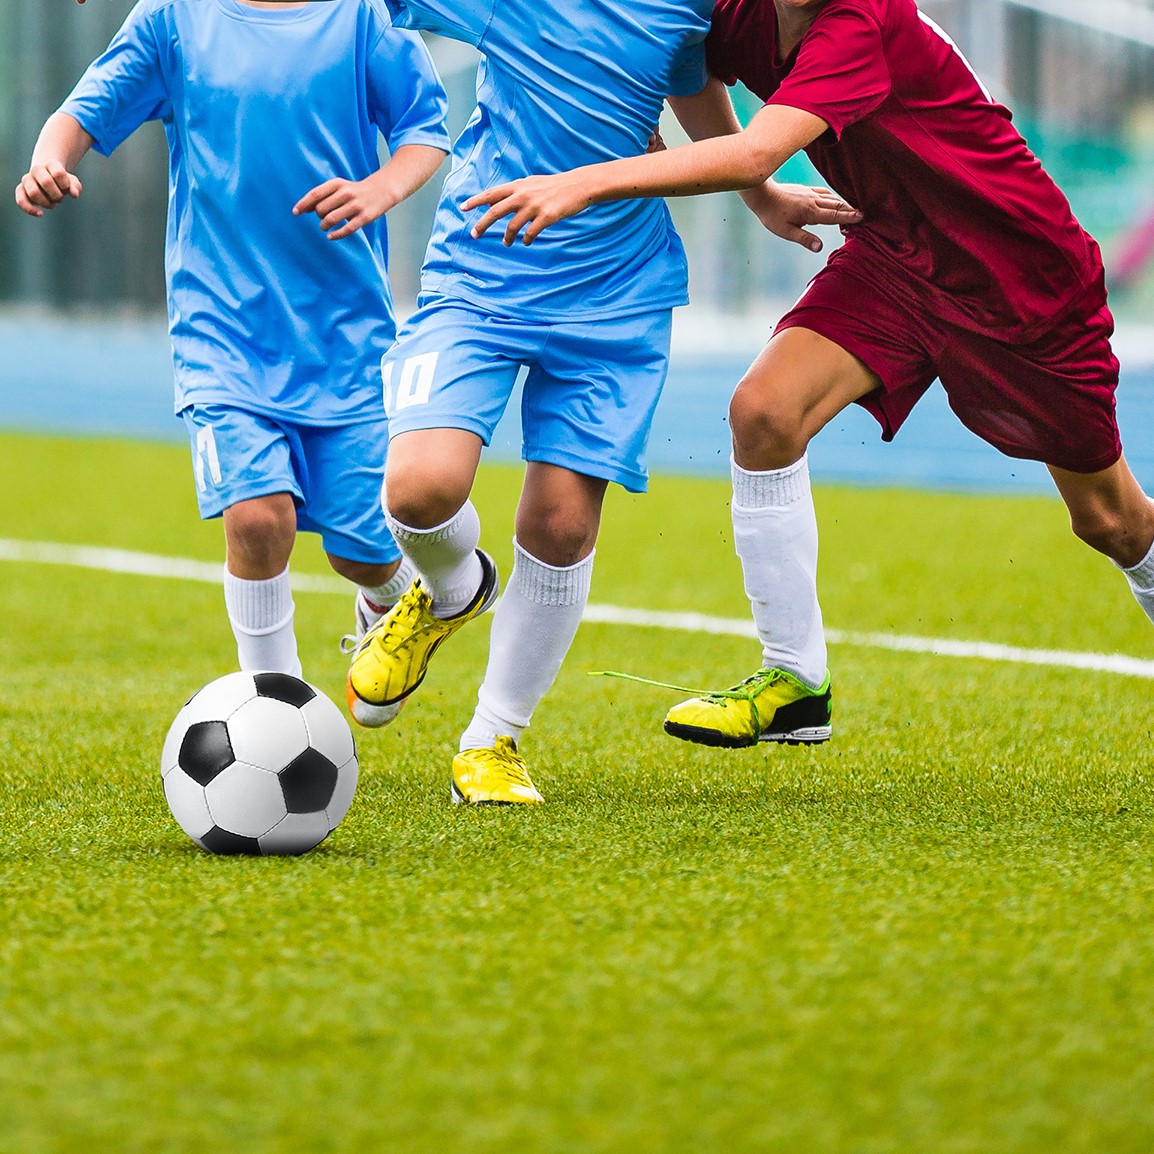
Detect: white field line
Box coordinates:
(4, 537, 1154, 680)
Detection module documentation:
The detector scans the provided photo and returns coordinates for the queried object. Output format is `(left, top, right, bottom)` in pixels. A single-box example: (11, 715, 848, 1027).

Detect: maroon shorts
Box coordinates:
(776, 249, 1122, 474)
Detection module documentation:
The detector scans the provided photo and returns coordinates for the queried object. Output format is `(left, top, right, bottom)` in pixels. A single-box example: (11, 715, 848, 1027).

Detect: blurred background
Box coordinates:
(1, 0, 1152, 490)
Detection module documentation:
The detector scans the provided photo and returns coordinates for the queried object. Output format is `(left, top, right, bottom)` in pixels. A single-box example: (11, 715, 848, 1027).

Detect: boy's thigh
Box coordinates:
(937, 287, 1122, 472)
(182, 403, 303, 518)
(381, 297, 531, 444)
(775, 258, 938, 443)
(523, 309, 673, 495)
(295, 418, 400, 566)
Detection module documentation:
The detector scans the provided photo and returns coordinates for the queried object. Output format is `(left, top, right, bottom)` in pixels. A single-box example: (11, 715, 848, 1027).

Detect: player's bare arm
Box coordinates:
(15, 113, 94, 217)
(670, 76, 860, 253)
(294, 143, 447, 241)
(464, 101, 846, 247)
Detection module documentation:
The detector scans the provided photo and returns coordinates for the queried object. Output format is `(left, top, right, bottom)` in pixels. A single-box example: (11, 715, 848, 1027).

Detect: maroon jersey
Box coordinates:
(706, 0, 1102, 341)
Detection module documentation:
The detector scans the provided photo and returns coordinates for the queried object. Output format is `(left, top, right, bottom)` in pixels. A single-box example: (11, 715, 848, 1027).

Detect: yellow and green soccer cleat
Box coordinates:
(451, 736, 544, 805)
(346, 549, 499, 729)
(664, 667, 832, 748)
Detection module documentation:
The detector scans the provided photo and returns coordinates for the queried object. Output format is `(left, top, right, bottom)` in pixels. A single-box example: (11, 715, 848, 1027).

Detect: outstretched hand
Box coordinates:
(744, 182, 862, 252)
(462, 173, 595, 247)
(15, 162, 82, 217)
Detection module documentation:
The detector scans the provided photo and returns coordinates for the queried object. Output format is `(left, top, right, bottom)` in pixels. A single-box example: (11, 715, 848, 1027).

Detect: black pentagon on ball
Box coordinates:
(178, 720, 235, 786)
(201, 827, 262, 856)
(279, 747, 339, 813)
(254, 672, 316, 709)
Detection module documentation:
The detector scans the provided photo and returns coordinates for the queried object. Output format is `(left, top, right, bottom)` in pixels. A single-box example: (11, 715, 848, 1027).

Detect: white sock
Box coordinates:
(222, 564, 302, 677)
(731, 454, 826, 688)
(460, 541, 594, 751)
(359, 556, 417, 614)
(351, 556, 418, 639)
(1122, 537, 1154, 627)
(385, 502, 483, 618)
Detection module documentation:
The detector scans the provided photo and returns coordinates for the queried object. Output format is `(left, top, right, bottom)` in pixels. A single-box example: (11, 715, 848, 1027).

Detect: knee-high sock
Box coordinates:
(353, 557, 419, 637)
(385, 501, 483, 618)
(223, 564, 302, 677)
(731, 454, 826, 688)
(460, 540, 594, 751)
(1122, 538, 1154, 627)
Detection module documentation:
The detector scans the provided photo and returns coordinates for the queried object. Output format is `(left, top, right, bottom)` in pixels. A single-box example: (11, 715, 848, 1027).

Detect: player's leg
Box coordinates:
(346, 299, 526, 726)
(382, 426, 490, 614)
(450, 309, 668, 803)
(183, 404, 307, 677)
(937, 275, 1154, 630)
(1048, 456, 1154, 625)
(220, 492, 302, 676)
(326, 554, 413, 643)
(346, 425, 501, 723)
(664, 326, 877, 747)
(451, 463, 606, 804)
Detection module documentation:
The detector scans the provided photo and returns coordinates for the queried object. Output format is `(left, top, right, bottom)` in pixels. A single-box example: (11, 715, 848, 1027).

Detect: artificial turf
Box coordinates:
(2, 431, 1153, 1153)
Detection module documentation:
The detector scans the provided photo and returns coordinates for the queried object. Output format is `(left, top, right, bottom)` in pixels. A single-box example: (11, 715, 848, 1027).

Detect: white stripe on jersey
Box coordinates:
(917, 11, 994, 103)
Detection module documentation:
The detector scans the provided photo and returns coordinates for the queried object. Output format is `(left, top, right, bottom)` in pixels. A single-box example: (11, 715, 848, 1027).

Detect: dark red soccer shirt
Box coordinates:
(705, 0, 1103, 341)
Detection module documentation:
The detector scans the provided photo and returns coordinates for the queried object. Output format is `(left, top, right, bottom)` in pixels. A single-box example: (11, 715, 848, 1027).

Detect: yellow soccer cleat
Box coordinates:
(451, 737, 544, 805)
(346, 549, 499, 729)
(664, 667, 832, 748)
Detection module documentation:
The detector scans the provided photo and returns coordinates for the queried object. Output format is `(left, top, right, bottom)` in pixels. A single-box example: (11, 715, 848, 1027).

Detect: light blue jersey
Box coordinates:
(384, 0, 712, 321)
(61, 0, 449, 425)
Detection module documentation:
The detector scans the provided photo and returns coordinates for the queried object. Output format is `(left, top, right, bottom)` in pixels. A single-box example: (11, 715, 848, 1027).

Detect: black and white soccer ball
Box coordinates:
(160, 672, 358, 856)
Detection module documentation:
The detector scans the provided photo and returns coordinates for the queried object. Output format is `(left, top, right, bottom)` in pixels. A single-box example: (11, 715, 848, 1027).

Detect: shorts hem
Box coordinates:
(195, 480, 304, 521)
(386, 413, 493, 445)
(524, 446, 648, 494)
(314, 538, 403, 567)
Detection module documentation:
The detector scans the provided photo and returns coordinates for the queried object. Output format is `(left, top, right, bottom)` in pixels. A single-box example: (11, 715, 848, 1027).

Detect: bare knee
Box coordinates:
(223, 495, 296, 577)
(385, 468, 471, 529)
(1068, 501, 1154, 567)
(1052, 461, 1154, 567)
(729, 380, 809, 470)
(516, 464, 606, 566)
(384, 430, 481, 529)
(518, 504, 599, 567)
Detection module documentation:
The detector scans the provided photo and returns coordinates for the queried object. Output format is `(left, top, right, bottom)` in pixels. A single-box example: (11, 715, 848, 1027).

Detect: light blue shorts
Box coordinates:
(181, 404, 399, 565)
(381, 296, 673, 493)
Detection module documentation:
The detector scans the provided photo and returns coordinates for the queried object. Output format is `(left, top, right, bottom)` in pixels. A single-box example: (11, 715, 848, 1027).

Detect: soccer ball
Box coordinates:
(160, 672, 358, 856)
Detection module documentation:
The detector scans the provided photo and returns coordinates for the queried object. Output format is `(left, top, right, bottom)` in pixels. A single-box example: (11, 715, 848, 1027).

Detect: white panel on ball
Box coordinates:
(180, 672, 259, 725)
(204, 762, 288, 838)
(227, 696, 310, 772)
(160, 713, 189, 779)
(299, 694, 356, 767)
(325, 757, 360, 831)
(258, 811, 332, 856)
(162, 769, 215, 839)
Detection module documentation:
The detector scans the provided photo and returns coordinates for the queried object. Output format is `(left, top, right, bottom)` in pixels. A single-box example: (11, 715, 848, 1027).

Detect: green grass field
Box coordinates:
(2, 430, 1154, 1153)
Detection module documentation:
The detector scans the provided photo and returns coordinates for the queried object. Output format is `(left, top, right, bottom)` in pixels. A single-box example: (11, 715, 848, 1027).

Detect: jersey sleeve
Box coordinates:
(380, 0, 496, 47)
(367, 28, 451, 153)
(768, 3, 891, 137)
(57, 2, 170, 156)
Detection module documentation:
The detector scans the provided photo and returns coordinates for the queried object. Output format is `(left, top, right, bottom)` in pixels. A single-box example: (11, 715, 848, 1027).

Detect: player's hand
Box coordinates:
(293, 176, 396, 241)
(14, 162, 83, 217)
(462, 173, 593, 246)
(743, 181, 861, 252)
(647, 130, 667, 154)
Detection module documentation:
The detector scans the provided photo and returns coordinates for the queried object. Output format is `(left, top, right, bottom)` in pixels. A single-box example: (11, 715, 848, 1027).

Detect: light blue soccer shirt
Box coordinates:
(61, 0, 449, 424)
(383, 0, 713, 321)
